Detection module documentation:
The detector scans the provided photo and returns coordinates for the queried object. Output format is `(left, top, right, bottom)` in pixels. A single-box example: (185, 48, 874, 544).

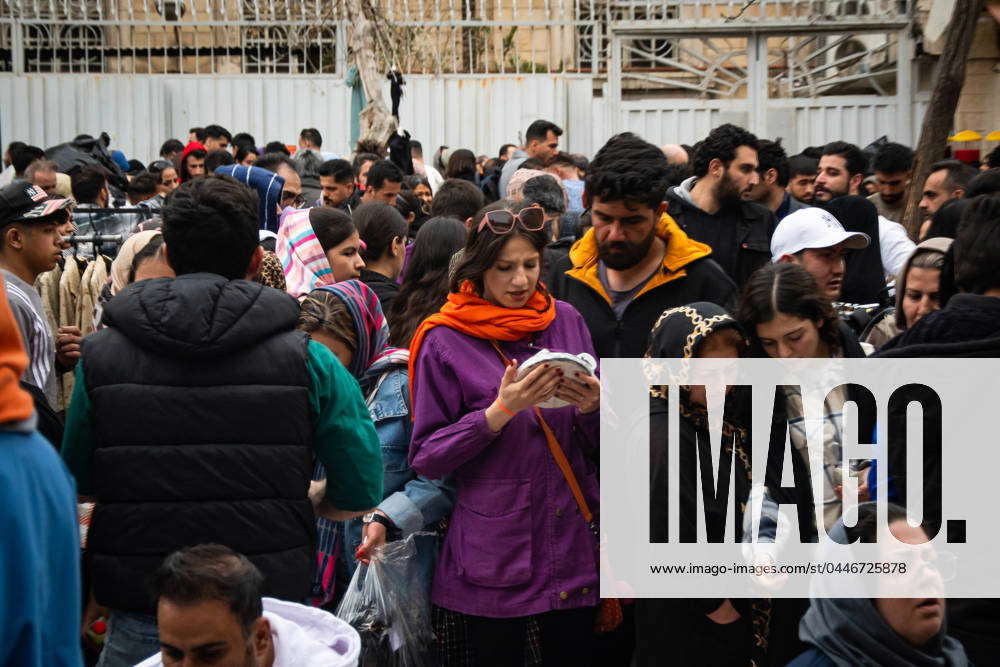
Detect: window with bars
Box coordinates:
(578, 1, 678, 72)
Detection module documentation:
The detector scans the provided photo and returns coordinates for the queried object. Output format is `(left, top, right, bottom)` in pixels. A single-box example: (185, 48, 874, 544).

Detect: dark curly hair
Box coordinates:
(756, 139, 790, 187)
(872, 142, 914, 175)
(735, 263, 842, 356)
(954, 193, 1000, 294)
(585, 132, 671, 210)
(691, 124, 759, 179)
(985, 145, 1000, 169)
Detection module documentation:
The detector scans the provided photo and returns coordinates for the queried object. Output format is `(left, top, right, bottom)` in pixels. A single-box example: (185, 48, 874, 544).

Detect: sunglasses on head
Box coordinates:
(148, 160, 173, 173)
(477, 204, 545, 234)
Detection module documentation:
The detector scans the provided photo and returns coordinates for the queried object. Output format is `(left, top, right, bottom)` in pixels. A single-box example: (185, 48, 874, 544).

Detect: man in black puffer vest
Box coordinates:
(61, 176, 382, 667)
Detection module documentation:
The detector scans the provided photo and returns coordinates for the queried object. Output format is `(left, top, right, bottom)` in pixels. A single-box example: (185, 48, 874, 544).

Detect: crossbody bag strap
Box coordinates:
(489, 340, 593, 524)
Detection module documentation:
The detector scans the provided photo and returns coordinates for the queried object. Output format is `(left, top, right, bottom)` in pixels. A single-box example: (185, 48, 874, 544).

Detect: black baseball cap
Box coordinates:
(0, 181, 72, 227)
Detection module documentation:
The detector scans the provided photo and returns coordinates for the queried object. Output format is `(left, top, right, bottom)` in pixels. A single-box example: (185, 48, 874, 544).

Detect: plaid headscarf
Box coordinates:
(314, 279, 408, 392)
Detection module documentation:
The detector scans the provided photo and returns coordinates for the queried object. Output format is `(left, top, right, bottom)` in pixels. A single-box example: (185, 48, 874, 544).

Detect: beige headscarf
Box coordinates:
(505, 169, 550, 200)
(110, 230, 161, 295)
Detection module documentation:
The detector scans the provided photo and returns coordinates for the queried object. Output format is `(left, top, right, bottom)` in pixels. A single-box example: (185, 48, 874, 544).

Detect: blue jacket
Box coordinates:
(214, 164, 285, 233)
(0, 429, 82, 667)
(343, 366, 455, 590)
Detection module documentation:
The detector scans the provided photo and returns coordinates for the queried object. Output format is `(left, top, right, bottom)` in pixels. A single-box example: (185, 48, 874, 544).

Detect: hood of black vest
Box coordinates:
(103, 273, 301, 359)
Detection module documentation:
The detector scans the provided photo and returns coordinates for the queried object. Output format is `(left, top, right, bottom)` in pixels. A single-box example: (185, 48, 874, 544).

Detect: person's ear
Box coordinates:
(3, 225, 24, 251)
(709, 157, 724, 178)
(252, 617, 271, 657)
(850, 173, 862, 193)
(777, 254, 798, 264)
(245, 244, 264, 279)
(766, 168, 778, 186)
(464, 216, 474, 231)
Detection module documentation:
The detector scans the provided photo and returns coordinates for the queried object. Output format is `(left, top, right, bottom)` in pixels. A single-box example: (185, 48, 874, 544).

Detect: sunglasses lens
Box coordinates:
(520, 208, 545, 231)
(486, 210, 515, 233)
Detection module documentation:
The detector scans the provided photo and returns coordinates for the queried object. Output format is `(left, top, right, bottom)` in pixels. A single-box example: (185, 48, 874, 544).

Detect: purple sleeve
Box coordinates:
(408, 332, 500, 479)
(563, 301, 601, 452)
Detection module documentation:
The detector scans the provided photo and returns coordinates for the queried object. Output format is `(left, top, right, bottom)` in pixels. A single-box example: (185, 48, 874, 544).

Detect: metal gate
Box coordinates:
(605, 0, 915, 151)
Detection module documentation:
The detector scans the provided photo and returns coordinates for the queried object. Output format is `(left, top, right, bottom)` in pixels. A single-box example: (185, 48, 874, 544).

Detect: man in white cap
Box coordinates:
(771, 207, 870, 302)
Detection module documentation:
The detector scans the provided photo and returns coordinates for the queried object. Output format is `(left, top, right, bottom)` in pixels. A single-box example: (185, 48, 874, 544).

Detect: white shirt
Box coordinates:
(424, 164, 444, 194)
(878, 215, 916, 280)
(134, 598, 360, 667)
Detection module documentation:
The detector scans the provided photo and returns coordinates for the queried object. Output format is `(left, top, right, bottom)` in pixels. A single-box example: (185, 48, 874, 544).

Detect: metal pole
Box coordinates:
(608, 32, 622, 136)
(747, 34, 768, 137)
(11, 20, 24, 75)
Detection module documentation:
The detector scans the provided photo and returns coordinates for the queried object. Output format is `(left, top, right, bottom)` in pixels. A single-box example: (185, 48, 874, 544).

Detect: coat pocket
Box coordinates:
(454, 477, 533, 588)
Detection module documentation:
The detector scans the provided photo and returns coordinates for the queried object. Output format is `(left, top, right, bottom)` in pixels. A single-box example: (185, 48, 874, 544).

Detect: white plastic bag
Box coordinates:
(335, 533, 435, 667)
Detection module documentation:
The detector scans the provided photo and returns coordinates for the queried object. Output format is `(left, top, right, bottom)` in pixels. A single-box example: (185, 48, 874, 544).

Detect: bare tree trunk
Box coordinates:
(902, 0, 984, 238)
(345, 0, 397, 151)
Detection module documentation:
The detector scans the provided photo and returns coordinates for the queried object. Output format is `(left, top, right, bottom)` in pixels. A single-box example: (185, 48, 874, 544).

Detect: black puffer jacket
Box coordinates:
(84, 274, 315, 613)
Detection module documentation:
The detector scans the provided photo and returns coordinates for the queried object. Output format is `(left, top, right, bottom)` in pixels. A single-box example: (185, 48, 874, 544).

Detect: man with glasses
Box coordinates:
(256, 153, 305, 210)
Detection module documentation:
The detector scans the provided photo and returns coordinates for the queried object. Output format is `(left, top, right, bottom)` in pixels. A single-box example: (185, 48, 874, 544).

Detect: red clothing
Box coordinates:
(178, 141, 207, 183)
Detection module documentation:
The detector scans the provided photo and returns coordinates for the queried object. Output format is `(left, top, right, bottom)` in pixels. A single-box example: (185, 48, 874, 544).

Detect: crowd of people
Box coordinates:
(2, 117, 999, 667)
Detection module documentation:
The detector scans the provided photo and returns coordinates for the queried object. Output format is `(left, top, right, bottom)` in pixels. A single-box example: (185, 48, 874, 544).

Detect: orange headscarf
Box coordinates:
(0, 275, 35, 424)
(407, 280, 557, 406)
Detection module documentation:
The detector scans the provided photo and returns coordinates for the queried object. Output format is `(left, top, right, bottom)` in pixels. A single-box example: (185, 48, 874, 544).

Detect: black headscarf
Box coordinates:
(824, 196, 886, 304)
(643, 303, 776, 666)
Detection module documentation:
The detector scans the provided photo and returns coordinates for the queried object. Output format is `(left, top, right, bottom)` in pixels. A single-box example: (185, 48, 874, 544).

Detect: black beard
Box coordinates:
(597, 225, 657, 270)
(715, 173, 744, 210)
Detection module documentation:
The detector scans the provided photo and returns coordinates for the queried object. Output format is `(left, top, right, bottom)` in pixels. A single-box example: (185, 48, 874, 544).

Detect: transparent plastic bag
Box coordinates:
(335, 533, 435, 667)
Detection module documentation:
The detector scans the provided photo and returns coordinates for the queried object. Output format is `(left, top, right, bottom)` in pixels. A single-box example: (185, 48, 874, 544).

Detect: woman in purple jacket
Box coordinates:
(408, 204, 602, 666)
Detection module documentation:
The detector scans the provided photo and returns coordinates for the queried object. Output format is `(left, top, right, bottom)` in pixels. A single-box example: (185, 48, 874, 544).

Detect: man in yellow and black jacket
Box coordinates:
(549, 133, 737, 359)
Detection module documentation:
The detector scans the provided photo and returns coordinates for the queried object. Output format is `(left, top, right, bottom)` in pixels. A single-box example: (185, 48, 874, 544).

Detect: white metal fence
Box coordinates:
(0, 73, 597, 161)
(0, 0, 919, 159)
(0, 72, 926, 160)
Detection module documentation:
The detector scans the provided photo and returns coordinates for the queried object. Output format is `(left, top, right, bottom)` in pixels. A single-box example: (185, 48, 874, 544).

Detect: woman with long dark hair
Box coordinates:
(408, 205, 602, 665)
(388, 217, 467, 347)
(736, 262, 872, 532)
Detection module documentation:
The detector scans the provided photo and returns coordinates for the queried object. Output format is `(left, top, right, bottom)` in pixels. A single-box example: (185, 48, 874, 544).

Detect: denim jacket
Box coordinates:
(343, 366, 455, 583)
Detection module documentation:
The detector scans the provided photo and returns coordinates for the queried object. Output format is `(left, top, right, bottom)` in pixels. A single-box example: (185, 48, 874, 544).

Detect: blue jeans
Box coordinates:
(96, 611, 159, 667)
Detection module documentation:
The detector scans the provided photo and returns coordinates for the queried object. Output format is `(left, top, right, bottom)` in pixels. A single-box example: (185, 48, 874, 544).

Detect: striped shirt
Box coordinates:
(2, 270, 57, 408)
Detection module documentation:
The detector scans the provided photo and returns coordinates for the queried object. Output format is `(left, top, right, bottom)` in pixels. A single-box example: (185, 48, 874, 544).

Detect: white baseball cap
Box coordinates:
(770, 207, 870, 263)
